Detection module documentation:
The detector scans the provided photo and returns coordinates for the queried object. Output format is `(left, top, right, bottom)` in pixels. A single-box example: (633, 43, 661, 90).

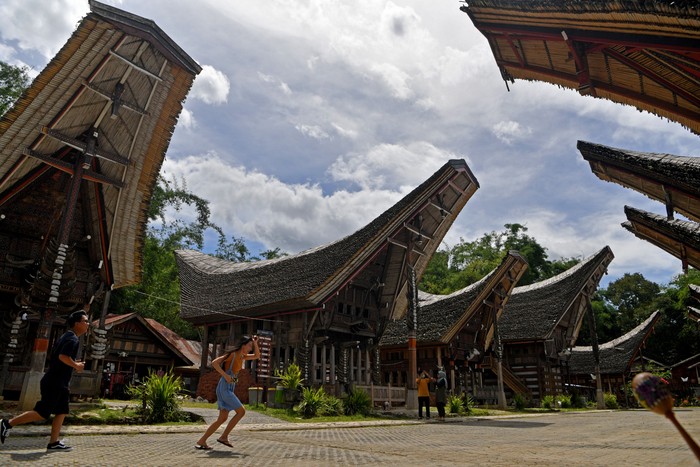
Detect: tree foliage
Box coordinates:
(110, 176, 285, 339)
(420, 223, 579, 294)
(0, 61, 30, 117)
(583, 269, 700, 365)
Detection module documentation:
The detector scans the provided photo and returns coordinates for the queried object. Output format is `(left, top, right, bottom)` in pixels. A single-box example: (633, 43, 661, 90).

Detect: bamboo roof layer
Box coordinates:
(622, 205, 700, 270)
(499, 246, 614, 343)
(176, 160, 479, 325)
(568, 310, 660, 374)
(0, 1, 200, 289)
(379, 250, 528, 348)
(578, 140, 700, 223)
(461, 0, 700, 134)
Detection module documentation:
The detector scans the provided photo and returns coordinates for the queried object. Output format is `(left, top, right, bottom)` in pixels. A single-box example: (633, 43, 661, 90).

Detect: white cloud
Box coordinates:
(161, 152, 403, 252)
(189, 65, 230, 104)
(177, 107, 196, 130)
(0, 0, 87, 59)
(491, 120, 532, 145)
(328, 142, 460, 190)
(295, 124, 330, 140)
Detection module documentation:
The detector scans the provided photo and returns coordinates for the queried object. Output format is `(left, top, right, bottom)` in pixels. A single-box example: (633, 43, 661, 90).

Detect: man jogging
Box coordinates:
(1, 309, 89, 451)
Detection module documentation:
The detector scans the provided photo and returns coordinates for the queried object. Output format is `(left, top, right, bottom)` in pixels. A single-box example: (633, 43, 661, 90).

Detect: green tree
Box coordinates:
(601, 272, 660, 331)
(0, 61, 30, 117)
(642, 269, 700, 365)
(111, 176, 229, 338)
(420, 223, 579, 294)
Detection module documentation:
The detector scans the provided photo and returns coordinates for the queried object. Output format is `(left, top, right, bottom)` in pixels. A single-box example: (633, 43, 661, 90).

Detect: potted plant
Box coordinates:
(275, 362, 303, 405)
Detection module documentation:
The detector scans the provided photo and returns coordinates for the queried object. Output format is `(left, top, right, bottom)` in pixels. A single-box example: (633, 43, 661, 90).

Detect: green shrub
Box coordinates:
(571, 392, 587, 408)
(540, 395, 555, 409)
(276, 362, 304, 390)
(343, 389, 372, 416)
(558, 394, 572, 408)
(297, 386, 325, 418)
(321, 394, 343, 416)
(448, 394, 464, 414)
(604, 392, 619, 409)
(513, 393, 527, 410)
(127, 369, 184, 423)
(461, 394, 474, 413)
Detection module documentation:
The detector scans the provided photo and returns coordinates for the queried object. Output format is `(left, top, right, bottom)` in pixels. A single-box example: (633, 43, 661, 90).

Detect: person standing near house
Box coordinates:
(416, 369, 434, 419)
(195, 335, 260, 450)
(0, 310, 90, 451)
(435, 369, 448, 422)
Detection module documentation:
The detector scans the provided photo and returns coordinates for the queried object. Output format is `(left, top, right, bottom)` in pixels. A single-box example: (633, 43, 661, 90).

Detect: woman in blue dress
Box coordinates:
(195, 335, 260, 450)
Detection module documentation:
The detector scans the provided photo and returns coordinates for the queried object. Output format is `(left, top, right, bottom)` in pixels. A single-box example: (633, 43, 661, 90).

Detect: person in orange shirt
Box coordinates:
(416, 369, 434, 419)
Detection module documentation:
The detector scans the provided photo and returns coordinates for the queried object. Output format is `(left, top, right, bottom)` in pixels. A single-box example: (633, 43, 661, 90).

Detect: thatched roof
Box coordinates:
(579, 140, 700, 223)
(0, 0, 200, 290)
(622, 206, 700, 270)
(461, 0, 700, 135)
(176, 160, 479, 324)
(379, 251, 528, 347)
(499, 246, 614, 342)
(568, 311, 660, 375)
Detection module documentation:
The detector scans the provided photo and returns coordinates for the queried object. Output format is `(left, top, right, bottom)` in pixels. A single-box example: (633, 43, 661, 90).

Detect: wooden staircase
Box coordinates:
(482, 357, 531, 396)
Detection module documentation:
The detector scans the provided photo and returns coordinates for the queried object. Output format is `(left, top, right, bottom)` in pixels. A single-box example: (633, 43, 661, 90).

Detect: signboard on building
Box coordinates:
(256, 330, 273, 380)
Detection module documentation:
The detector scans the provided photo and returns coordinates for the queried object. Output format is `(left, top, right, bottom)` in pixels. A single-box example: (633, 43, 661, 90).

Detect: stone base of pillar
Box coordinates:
(405, 388, 418, 410)
(19, 370, 43, 411)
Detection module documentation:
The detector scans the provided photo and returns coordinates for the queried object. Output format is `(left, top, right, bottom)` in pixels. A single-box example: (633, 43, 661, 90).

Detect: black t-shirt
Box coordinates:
(44, 331, 79, 388)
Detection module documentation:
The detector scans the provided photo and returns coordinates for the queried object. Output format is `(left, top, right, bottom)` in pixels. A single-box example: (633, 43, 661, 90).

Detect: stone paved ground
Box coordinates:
(0, 409, 698, 466)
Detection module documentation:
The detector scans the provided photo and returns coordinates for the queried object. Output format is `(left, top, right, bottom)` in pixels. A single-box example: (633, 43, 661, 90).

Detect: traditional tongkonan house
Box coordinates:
(379, 251, 528, 408)
(568, 311, 661, 406)
(176, 160, 479, 402)
(460, 1, 700, 135)
(0, 0, 200, 405)
(579, 141, 700, 273)
(496, 246, 614, 405)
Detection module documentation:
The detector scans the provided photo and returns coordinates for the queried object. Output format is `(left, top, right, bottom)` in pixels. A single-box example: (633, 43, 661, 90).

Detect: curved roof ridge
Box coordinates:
(573, 311, 660, 352)
(513, 246, 610, 294)
(417, 273, 491, 306)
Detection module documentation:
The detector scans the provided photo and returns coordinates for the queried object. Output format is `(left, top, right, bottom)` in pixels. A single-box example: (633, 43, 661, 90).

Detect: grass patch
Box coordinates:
(247, 404, 385, 423)
(59, 401, 205, 425)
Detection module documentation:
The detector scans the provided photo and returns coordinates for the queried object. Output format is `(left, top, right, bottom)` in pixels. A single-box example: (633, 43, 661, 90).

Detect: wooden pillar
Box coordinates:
(311, 342, 317, 384)
(321, 344, 327, 384)
(349, 348, 354, 383)
(356, 348, 362, 383)
(586, 303, 605, 409)
(330, 344, 336, 386)
(365, 348, 371, 384)
(19, 308, 54, 410)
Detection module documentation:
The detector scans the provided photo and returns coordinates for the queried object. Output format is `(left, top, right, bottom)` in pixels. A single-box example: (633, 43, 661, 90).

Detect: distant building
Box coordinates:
(568, 311, 662, 406)
(379, 251, 528, 403)
(497, 247, 614, 403)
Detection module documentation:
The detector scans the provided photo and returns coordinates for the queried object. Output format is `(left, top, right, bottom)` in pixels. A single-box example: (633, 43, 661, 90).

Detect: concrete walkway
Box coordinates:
(1, 407, 698, 466)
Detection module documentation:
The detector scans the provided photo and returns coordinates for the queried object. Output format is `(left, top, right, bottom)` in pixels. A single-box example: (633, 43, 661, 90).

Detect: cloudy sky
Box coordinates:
(2, 0, 699, 288)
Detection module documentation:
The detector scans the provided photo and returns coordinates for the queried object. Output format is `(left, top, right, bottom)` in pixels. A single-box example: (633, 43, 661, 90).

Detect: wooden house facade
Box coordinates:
(379, 251, 528, 403)
(496, 246, 614, 403)
(0, 1, 200, 402)
(86, 313, 198, 399)
(176, 160, 480, 398)
(460, 0, 700, 135)
(671, 353, 700, 400)
(568, 311, 661, 405)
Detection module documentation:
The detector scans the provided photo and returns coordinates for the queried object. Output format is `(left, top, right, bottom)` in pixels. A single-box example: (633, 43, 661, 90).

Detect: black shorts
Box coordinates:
(33, 377, 70, 419)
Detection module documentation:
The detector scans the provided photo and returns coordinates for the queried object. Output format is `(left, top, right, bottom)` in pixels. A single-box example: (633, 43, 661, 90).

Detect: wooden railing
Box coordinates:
(354, 384, 407, 407)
